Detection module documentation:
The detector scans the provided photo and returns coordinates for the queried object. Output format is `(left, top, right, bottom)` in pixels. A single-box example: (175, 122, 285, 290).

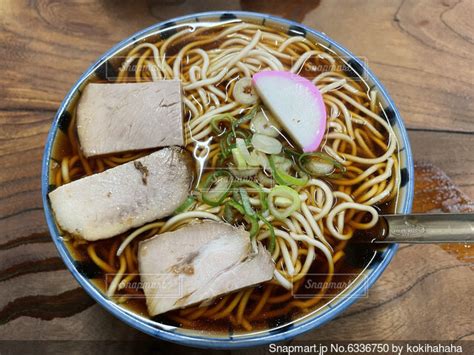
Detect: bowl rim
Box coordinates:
(41, 10, 415, 349)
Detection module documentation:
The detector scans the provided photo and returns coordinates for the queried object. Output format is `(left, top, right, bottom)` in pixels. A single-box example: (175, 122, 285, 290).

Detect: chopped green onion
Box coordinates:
(211, 114, 235, 135)
(218, 134, 236, 161)
(250, 110, 280, 137)
(224, 199, 259, 239)
(274, 196, 294, 207)
(224, 202, 235, 222)
(251, 150, 269, 170)
(246, 214, 260, 239)
(257, 213, 276, 253)
(227, 128, 250, 146)
(224, 199, 259, 238)
(298, 152, 346, 177)
(229, 166, 259, 178)
(283, 146, 300, 158)
(233, 77, 258, 105)
(174, 195, 196, 214)
(222, 129, 250, 162)
(219, 138, 230, 159)
(225, 199, 245, 215)
(236, 138, 259, 166)
(272, 155, 292, 172)
(231, 148, 248, 169)
(232, 105, 259, 131)
(239, 187, 255, 217)
(268, 185, 301, 220)
(257, 170, 274, 187)
(217, 128, 250, 162)
(201, 170, 233, 206)
(268, 155, 308, 186)
(233, 180, 268, 211)
(251, 134, 282, 155)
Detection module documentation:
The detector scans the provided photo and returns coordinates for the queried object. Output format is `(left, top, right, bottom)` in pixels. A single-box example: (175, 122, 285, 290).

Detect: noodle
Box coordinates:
(52, 21, 400, 331)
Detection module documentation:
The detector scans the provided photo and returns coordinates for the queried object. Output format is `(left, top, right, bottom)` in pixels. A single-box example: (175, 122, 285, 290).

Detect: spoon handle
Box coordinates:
(375, 213, 474, 243)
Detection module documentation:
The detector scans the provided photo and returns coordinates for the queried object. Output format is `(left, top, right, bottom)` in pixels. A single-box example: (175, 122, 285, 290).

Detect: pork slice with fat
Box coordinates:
(77, 81, 184, 157)
(49, 147, 193, 241)
(138, 221, 274, 316)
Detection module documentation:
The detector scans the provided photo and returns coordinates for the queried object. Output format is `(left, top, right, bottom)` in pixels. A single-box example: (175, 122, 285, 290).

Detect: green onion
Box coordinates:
(224, 199, 259, 238)
(268, 155, 308, 186)
(217, 128, 249, 163)
(298, 152, 346, 178)
(211, 114, 235, 135)
(246, 214, 260, 239)
(221, 129, 250, 161)
(257, 213, 276, 253)
(218, 135, 236, 161)
(201, 170, 233, 206)
(285, 148, 346, 178)
(233, 180, 268, 211)
(229, 166, 259, 178)
(236, 138, 258, 166)
(225, 199, 245, 215)
(218, 138, 230, 158)
(231, 186, 256, 215)
(283, 146, 300, 158)
(227, 129, 250, 146)
(251, 133, 282, 155)
(232, 105, 259, 132)
(231, 148, 248, 169)
(272, 155, 292, 172)
(224, 202, 234, 222)
(268, 185, 301, 220)
(257, 170, 274, 186)
(226, 201, 259, 238)
(174, 195, 196, 214)
(250, 110, 280, 137)
(252, 150, 270, 170)
(239, 187, 255, 217)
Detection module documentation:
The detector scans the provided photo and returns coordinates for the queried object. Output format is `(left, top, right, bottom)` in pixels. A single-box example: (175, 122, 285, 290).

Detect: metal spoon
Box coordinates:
(355, 213, 474, 244)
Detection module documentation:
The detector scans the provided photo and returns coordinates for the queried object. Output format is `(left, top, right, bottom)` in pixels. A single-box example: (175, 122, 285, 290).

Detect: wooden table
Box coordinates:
(0, 0, 472, 352)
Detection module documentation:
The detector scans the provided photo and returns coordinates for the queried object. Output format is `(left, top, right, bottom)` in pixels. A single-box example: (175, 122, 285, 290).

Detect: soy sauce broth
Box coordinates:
(50, 18, 401, 335)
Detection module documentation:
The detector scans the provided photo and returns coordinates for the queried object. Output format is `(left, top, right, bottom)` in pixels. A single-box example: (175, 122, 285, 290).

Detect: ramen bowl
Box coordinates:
(42, 11, 414, 349)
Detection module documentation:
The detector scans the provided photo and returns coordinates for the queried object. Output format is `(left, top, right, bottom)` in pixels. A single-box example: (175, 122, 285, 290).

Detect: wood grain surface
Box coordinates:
(0, 0, 473, 352)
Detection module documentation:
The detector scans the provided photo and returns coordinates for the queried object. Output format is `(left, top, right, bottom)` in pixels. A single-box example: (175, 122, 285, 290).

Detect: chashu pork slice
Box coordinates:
(77, 81, 184, 157)
(49, 147, 193, 241)
(138, 221, 274, 316)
